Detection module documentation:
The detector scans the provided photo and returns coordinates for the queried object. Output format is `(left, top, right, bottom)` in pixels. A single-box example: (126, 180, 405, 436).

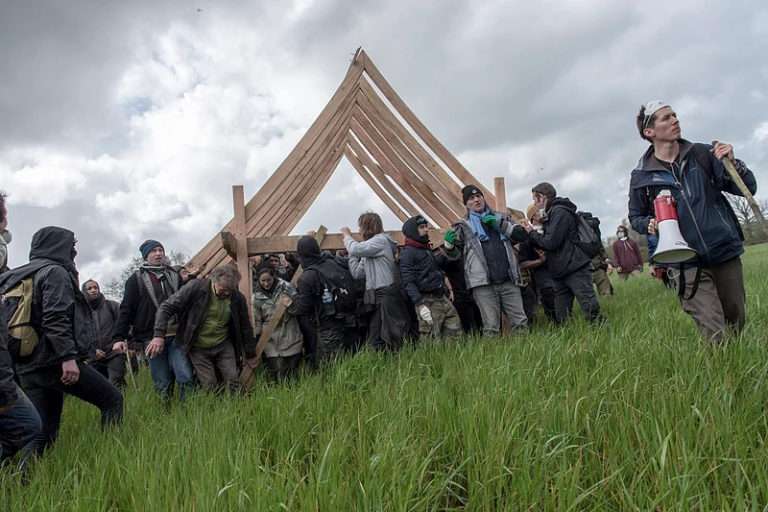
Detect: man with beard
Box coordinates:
(111, 240, 194, 401)
(0, 227, 123, 456)
(82, 279, 125, 388)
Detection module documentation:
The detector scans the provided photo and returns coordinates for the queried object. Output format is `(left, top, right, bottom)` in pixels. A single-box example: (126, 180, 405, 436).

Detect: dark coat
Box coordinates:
(528, 197, 591, 279)
(628, 140, 757, 266)
(0, 308, 16, 407)
(86, 294, 120, 356)
(399, 243, 447, 305)
(152, 278, 255, 361)
(112, 267, 179, 344)
(0, 227, 96, 376)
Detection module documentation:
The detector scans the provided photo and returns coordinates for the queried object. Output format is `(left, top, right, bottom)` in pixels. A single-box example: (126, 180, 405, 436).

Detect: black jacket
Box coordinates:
(399, 243, 447, 305)
(153, 278, 255, 361)
(112, 267, 179, 344)
(0, 308, 16, 407)
(0, 227, 96, 376)
(628, 140, 757, 266)
(528, 197, 591, 279)
(86, 294, 120, 357)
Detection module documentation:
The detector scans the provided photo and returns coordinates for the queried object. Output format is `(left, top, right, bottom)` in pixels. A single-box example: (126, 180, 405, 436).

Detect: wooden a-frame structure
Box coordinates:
(189, 48, 510, 278)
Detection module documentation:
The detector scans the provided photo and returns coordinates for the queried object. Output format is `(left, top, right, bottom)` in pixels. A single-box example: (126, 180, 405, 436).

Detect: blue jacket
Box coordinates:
(628, 140, 757, 267)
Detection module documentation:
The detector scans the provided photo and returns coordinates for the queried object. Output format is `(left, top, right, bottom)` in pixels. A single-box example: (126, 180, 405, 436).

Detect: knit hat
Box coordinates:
(139, 239, 164, 260)
(462, 185, 483, 205)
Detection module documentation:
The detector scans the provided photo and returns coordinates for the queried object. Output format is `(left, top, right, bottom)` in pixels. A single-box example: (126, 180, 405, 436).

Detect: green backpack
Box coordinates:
(1, 276, 39, 357)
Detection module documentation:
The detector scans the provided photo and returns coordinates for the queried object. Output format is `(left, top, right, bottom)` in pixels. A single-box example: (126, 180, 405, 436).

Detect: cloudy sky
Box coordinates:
(2, 0, 767, 284)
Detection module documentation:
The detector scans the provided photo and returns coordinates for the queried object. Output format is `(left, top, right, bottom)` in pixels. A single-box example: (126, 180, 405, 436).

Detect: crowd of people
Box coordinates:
(0, 100, 758, 479)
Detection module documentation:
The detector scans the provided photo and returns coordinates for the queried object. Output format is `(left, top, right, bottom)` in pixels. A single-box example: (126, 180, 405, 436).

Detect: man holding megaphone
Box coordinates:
(627, 101, 758, 343)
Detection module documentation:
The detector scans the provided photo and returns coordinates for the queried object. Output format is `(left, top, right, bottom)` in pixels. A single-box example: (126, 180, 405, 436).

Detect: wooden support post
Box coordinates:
(494, 177, 507, 211)
(239, 227, 328, 390)
(232, 185, 254, 327)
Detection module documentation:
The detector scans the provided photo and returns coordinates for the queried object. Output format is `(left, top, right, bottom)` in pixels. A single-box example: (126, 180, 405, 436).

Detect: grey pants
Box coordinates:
(471, 281, 528, 336)
(676, 257, 746, 343)
(554, 266, 601, 324)
(188, 340, 239, 392)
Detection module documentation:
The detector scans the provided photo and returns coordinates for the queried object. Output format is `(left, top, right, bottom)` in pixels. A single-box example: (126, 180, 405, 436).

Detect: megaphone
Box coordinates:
(652, 189, 697, 264)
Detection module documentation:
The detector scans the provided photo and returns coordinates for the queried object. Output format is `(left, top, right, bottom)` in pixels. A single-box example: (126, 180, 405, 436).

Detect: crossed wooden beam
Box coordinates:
(188, 48, 510, 279)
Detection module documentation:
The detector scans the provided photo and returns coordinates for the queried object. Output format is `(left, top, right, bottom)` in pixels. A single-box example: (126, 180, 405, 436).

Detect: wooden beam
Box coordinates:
(227, 229, 447, 256)
(358, 78, 463, 199)
(189, 57, 364, 273)
(359, 50, 495, 202)
(494, 177, 507, 211)
(350, 114, 453, 227)
(232, 185, 254, 328)
(357, 81, 464, 214)
(344, 144, 410, 222)
(346, 136, 421, 218)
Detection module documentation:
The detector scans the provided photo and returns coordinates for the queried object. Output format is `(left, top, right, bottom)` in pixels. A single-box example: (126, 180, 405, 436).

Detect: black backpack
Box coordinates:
(572, 211, 603, 258)
(312, 259, 358, 316)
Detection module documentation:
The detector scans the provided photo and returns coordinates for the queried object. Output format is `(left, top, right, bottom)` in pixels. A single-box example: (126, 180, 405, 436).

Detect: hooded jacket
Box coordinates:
(399, 217, 448, 305)
(253, 278, 303, 358)
(0, 308, 16, 407)
(611, 238, 643, 273)
(0, 227, 96, 376)
(343, 233, 398, 291)
(448, 208, 528, 289)
(528, 198, 591, 279)
(628, 140, 757, 266)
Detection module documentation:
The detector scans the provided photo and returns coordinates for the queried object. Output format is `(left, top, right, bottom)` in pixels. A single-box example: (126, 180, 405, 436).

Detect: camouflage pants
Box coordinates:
(417, 295, 463, 340)
(592, 268, 613, 296)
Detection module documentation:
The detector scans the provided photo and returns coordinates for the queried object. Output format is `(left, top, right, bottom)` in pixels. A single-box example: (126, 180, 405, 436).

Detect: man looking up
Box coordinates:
(628, 101, 758, 343)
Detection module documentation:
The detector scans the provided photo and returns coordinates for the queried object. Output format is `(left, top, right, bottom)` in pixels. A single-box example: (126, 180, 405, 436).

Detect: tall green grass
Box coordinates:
(3, 244, 767, 510)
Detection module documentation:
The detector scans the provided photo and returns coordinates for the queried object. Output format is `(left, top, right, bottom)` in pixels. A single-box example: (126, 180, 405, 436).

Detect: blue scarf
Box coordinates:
(468, 209, 508, 242)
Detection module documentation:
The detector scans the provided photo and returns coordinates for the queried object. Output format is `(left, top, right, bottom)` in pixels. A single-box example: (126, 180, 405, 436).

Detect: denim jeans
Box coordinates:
(0, 386, 42, 470)
(471, 281, 528, 336)
(146, 336, 195, 400)
(19, 362, 123, 456)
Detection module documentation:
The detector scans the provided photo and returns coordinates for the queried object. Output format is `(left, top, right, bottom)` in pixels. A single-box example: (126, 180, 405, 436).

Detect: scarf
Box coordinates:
(404, 237, 430, 250)
(468, 209, 508, 242)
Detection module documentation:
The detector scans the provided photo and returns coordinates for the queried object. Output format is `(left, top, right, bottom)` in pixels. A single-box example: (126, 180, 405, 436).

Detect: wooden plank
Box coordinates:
(357, 79, 464, 202)
(189, 55, 365, 273)
(220, 231, 237, 258)
(494, 177, 507, 211)
(346, 136, 420, 218)
(350, 113, 453, 227)
(239, 227, 328, 390)
(232, 185, 254, 328)
(243, 229, 447, 255)
(356, 95, 464, 219)
(343, 144, 410, 222)
(193, 82, 360, 275)
(359, 50, 495, 202)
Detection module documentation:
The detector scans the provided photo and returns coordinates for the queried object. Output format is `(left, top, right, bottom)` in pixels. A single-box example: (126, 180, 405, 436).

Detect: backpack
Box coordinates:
(312, 259, 358, 317)
(1, 276, 39, 358)
(572, 211, 603, 258)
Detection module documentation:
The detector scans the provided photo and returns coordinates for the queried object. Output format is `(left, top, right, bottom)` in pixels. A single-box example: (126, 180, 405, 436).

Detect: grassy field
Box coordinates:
(2, 244, 768, 510)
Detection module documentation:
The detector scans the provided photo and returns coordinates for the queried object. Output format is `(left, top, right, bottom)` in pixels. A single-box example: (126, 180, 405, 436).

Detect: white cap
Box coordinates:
(642, 100, 669, 129)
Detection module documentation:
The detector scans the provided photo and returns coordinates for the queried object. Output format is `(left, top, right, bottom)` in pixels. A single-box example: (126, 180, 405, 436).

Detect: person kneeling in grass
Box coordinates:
(400, 215, 462, 340)
(151, 265, 255, 393)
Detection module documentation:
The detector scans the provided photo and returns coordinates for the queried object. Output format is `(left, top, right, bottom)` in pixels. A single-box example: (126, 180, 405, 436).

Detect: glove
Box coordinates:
(481, 213, 498, 229)
(417, 304, 433, 326)
(443, 229, 457, 249)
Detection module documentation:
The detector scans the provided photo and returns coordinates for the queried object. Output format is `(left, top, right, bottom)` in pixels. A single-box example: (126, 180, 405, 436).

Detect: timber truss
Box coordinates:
(189, 48, 510, 274)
